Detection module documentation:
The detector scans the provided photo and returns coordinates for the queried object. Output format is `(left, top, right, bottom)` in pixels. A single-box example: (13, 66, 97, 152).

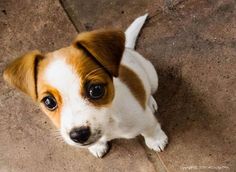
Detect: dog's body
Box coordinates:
(3, 14, 168, 158)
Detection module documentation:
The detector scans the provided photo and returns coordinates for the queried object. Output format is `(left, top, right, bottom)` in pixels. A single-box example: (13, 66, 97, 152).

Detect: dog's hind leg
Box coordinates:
(148, 96, 158, 113)
(141, 120, 168, 152)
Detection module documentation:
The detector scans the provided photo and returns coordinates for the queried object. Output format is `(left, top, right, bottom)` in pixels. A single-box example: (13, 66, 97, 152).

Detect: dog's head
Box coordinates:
(3, 30, 125, 147)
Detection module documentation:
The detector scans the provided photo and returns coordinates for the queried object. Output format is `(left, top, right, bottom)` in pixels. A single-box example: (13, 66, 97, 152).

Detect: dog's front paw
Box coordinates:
(145, 130, 168, 152)
(88, 142, 110, 158)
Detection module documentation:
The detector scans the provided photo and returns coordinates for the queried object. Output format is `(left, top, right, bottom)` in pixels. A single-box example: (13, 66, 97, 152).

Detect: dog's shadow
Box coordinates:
(152, 65, 229, 158)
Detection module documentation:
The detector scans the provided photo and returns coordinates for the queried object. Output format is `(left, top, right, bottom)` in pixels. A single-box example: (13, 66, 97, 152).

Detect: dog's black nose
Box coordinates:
(69, 127, 91, 144)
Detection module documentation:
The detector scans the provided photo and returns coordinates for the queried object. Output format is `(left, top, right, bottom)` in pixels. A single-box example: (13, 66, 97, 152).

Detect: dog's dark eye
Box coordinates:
(42, 95, 57, 111)
(86, 84, 105, 100)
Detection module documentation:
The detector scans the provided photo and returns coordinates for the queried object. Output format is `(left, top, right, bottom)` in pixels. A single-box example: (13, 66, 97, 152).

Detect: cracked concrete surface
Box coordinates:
(1, 0, 236, 171)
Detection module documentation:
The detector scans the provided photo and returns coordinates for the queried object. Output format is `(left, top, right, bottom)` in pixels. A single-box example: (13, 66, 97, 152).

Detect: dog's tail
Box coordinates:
(125, 13, 148, 49)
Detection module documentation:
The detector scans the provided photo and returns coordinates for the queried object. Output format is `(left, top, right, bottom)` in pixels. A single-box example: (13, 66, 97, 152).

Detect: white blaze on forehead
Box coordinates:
(43, 57, 91, 130)
(43, 57, 80, 98)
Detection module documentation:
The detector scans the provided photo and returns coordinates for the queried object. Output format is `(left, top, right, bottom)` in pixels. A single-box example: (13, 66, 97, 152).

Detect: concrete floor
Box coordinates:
(0, 0, 235, 171)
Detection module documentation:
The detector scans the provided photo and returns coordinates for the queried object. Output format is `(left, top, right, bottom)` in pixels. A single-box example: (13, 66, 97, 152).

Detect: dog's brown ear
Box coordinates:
(3, 50, 43, 100)
(74, 30, 125, 77)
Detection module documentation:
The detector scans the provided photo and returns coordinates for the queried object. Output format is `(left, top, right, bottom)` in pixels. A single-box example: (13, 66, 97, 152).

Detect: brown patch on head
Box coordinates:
(70, 29, 126, 106)
(119, 65, 146, 109)
(64, 46, 115, 106)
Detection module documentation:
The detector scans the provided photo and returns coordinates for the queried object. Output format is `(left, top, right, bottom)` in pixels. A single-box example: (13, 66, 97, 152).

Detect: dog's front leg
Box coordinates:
(88, 140, 110, 158)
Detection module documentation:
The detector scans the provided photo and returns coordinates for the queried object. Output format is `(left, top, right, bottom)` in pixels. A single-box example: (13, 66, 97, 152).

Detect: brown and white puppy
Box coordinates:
(3, 14, 168, 158)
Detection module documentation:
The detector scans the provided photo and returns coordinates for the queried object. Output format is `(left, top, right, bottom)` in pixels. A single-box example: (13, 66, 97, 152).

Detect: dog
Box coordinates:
(3, 14, 168, 158)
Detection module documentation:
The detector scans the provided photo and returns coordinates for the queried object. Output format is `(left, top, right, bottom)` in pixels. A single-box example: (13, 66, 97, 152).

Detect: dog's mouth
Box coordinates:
(80, 140, 98, 146)
(80, 132, 102, 146)
(80, 140, 97, 146)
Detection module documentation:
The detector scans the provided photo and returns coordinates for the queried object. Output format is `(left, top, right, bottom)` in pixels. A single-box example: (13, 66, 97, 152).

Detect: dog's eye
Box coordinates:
(42, 95, 57, 111)
(87, 84, 105, 100)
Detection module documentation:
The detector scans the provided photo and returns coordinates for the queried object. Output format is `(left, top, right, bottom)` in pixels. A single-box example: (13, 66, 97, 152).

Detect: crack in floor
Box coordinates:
(59, 0, 86, 33)
(137, 136, 169, 172)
